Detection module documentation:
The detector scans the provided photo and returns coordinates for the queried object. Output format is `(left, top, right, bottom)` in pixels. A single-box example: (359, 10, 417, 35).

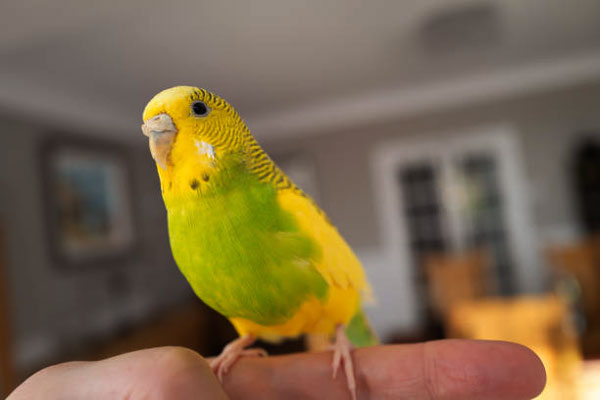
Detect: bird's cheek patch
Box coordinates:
(196, 140, 216, 160)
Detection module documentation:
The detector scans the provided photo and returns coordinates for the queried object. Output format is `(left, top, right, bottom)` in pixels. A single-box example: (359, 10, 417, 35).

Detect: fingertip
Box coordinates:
(355, 340, 547, 400)
(492, 341, 547, 398)
(427, 339, 547, 400)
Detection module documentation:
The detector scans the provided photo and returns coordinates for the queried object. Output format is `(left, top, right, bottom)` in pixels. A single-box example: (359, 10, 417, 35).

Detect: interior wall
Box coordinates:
(265, 80, 600, 338)
(267, 80, 600, 248)
(0, 120, 191, 372)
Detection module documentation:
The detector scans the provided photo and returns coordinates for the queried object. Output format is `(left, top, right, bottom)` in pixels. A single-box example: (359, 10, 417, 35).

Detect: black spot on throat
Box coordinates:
(190, 179, 200, 190)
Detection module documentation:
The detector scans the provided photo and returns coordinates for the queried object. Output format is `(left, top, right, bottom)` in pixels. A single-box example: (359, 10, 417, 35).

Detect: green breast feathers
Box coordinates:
(166, 165, 328, 326)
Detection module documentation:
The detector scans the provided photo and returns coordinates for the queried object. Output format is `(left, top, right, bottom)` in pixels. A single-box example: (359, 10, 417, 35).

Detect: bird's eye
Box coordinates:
(191, 101, 210, 117)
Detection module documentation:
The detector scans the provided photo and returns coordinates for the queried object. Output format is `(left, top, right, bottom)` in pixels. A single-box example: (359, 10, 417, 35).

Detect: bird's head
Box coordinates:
(141, 86, 249, 173)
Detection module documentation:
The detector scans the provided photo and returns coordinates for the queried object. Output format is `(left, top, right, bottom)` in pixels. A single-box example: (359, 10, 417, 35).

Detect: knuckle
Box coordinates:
(156, 346, 209, 372)
(148, 347, 211, 398)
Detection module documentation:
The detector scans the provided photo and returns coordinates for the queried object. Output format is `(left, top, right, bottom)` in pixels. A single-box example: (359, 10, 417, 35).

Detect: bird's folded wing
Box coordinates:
(276, 189, 373, 301)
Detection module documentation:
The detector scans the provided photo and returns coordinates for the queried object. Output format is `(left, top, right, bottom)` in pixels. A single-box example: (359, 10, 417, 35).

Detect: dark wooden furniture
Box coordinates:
(0, 225, 17, 397)
(424, 249, 489, 323)
(547, 236, 600, 357)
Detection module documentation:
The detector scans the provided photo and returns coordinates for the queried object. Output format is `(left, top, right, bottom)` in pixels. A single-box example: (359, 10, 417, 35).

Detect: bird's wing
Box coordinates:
(246, 149, 372, 298)
(276, 187, 372, 299)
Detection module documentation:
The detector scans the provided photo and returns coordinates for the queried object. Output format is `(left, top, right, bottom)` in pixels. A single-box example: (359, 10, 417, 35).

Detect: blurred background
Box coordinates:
(2, 0, 600, 398)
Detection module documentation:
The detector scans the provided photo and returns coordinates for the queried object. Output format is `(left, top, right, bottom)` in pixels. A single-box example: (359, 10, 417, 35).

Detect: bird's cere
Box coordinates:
(141, 113, 177, 170)
(196, 140, 216, 160)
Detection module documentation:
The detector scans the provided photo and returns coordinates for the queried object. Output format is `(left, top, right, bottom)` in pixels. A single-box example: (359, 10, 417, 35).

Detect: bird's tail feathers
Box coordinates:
(345, 307, 378, 347)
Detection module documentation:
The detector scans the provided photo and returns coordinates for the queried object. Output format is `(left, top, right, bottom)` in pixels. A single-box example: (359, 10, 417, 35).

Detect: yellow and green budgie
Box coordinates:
(141, 86, 377, 398)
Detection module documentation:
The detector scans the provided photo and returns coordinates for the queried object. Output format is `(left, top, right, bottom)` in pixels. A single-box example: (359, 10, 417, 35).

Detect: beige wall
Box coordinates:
(0, 119, 191, 371)
(266, 80, 600, 250)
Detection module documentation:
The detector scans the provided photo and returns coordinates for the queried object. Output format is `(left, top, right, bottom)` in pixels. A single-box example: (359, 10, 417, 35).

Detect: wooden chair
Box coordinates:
(547, 236, 600, 357)
(546, 237, 600, 321)
(0, 224, 17, 397)
(424, 249, 489, 324)
(447, 295, 581, 399)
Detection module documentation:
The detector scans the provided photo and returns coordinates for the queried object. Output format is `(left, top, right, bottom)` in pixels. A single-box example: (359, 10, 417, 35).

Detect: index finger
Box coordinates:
(220, 339, 546, 400)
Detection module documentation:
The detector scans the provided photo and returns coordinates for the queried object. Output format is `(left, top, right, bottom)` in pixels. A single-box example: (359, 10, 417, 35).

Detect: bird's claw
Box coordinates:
(331, 325, 357, 400)
(210, 335, 267, 382)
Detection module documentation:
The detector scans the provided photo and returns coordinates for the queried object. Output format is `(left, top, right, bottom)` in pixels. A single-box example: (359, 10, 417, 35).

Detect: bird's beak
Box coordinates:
(141, 113, 177, 170)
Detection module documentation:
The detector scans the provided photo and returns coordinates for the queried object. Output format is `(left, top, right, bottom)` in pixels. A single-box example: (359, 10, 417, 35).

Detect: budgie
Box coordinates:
(141, 86, 377, 398)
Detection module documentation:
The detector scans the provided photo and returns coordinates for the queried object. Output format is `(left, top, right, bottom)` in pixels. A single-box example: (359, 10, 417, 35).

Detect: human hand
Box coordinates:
(7, 339, 546, 400)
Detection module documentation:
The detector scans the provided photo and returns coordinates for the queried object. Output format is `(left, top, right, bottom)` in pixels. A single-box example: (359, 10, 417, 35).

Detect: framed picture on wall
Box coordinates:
(40, 135, 136, 268)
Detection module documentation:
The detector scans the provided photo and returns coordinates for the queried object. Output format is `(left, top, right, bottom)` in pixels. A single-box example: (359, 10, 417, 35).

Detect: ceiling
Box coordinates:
(2, 0, 600, 139)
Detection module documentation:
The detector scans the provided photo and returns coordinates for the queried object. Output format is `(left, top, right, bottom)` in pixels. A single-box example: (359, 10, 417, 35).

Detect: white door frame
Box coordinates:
(371, 124, 543, 328)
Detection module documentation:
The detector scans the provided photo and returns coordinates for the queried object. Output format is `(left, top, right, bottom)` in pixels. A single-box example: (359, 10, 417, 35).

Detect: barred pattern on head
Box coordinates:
(243, 134, 330, 223)
(188, 88, 301, 193)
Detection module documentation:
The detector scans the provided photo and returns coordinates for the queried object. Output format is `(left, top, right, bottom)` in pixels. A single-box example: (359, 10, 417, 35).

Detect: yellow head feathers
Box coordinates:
(142, 86, 241, 129)
(141, 86, 251, 171)
(141, 86, 259, 198)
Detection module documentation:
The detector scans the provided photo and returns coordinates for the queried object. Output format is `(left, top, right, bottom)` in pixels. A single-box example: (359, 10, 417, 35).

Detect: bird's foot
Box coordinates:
(210, 334, 267, 381)
(331, 325, 357, 400)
